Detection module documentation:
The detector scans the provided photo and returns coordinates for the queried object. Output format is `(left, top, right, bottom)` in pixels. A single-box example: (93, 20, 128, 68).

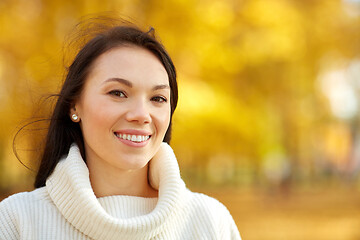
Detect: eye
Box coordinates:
(108, 90, 126, 98)
(151, 96, 167, 103)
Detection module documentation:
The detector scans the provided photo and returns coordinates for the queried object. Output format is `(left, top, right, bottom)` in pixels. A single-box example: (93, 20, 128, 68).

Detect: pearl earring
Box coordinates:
(71, 114, 79, 121)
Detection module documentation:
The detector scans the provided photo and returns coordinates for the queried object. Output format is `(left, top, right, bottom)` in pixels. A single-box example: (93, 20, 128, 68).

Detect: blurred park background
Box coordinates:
(0, 0, 360, 239)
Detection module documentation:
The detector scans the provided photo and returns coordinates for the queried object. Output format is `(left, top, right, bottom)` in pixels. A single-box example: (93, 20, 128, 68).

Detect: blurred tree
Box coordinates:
(0, 0, 359, 193)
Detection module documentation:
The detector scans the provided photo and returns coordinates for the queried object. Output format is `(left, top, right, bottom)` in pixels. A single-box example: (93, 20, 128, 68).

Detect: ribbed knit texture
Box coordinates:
(0, 143, 241, 240)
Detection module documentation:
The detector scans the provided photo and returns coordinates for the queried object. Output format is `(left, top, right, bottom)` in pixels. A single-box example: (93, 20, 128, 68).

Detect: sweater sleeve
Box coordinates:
(0, 196, 20, 240)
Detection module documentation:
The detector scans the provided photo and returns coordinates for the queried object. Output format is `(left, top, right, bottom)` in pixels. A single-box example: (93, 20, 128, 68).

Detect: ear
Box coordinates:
(69, 106, 80, 122)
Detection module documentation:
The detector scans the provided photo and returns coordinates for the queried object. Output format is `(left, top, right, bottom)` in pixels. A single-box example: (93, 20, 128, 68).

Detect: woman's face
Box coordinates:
(73, 46, 171, 171)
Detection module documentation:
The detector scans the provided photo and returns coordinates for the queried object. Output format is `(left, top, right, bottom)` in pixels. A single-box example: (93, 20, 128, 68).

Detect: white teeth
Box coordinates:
(115, 133, 150, 143)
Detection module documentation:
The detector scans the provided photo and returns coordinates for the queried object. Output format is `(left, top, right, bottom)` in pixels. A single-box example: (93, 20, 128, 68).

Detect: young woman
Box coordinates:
(0, 20, 241, 239)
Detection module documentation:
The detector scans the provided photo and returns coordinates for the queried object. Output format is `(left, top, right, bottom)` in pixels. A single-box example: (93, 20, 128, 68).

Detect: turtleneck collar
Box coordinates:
(45, 142, 186, 240)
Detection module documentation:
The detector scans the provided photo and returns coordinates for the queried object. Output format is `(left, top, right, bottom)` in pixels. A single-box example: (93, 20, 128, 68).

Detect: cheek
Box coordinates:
(155, 105, 171, 134)
(79, 97, 115, 133)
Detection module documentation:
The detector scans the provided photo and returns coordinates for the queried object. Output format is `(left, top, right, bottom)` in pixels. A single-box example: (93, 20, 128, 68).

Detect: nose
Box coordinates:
(125, 99, 151, 124)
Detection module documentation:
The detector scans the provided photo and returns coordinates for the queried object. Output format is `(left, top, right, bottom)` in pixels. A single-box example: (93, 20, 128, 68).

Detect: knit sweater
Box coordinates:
(0, 143, 241, 240)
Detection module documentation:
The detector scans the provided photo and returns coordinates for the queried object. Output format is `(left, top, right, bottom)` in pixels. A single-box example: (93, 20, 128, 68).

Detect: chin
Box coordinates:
(118, 157, 151, 171)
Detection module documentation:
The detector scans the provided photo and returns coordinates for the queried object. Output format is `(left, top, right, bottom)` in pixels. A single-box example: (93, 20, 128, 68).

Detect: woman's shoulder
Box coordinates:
(184, 189, 230, 214)
(0, 187, 50, 239)
(1, 187, 48, 205)
(182, 189, 241, 239)
(0, 187, 51, 215)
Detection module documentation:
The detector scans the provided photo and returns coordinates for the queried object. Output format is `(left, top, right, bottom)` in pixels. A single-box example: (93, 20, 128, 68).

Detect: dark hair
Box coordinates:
(34, 20, 178, 188)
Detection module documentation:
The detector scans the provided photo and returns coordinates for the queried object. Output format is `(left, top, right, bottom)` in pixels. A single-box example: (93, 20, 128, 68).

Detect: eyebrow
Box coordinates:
(103, 77, 170, 91)
(103, 78, 132, 87)
(152, 84, 170, 91)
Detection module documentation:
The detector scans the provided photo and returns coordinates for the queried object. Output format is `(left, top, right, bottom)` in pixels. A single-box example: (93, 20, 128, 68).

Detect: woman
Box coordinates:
(0, 19, 241, 239)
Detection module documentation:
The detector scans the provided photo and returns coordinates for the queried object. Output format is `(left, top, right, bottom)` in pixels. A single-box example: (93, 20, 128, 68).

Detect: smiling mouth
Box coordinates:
(114, 132, 151, 143)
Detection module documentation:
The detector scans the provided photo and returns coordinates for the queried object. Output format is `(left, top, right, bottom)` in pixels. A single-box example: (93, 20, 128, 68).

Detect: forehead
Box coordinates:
(86, 45, 169, 86)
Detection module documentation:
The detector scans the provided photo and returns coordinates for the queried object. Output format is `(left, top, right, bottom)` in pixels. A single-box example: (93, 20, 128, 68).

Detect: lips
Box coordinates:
(114, 132, 151, 143)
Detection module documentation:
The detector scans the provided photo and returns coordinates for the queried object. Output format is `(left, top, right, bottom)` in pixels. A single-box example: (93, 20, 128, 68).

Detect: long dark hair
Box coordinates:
(33, 19, 178, 188)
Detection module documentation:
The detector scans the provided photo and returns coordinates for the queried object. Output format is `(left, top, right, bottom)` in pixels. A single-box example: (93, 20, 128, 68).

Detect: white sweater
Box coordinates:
(0, 143, 241, 240)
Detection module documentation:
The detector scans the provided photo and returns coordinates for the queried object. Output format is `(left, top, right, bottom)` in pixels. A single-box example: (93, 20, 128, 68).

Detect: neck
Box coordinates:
(87, 159, 158, 198)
